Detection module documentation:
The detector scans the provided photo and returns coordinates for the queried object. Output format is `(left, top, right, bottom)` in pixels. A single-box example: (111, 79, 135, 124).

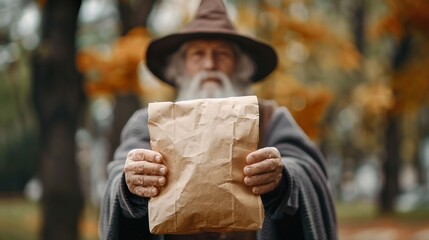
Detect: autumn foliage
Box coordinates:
(77, 28, 150, 97)
(76, 0, 429, 141)
(373, 0, 429, 114)
(77, 1, 360, 140)
(240, 2, 361, 140)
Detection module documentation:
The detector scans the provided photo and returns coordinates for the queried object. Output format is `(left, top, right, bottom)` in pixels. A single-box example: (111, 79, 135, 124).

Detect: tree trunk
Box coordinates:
(351, 0, 365, 54)
(32, 0, 84, 239)
(108, 0, 156, 163)
(416, 107, 429, 185)
(380, 114, 401, 213)
(118, 0, 157, 35)
(379, 30, 412, 213)
(108, 94, 141, 163)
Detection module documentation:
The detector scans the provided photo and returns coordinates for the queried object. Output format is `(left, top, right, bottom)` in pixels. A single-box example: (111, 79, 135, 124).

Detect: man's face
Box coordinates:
(184, 39, 236, 79)
(175, 39, 242, 100)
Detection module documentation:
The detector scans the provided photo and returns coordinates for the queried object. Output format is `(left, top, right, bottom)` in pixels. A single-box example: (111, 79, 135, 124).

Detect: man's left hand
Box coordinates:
(243, 147, 283, 195)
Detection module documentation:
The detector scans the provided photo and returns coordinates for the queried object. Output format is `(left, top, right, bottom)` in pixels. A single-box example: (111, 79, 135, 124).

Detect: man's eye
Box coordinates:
(217, 51, 232, 58)
(191, 50, 204, 56)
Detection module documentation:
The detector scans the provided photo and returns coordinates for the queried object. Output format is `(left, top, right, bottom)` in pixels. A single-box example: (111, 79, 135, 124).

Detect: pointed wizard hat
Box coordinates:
(145, 0, 278, 86)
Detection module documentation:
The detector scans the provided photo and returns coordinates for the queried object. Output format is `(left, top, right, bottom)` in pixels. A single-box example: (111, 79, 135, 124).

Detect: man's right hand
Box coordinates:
(124, 149, 167, 198)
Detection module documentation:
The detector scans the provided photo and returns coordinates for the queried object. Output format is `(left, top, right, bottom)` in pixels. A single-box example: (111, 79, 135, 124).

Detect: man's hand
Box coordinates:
(243, 147, 283, 195)
(124, 149, 167, 198)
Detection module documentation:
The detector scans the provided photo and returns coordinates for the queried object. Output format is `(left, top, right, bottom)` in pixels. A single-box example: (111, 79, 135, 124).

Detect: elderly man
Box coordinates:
(100, 0, 337, 240)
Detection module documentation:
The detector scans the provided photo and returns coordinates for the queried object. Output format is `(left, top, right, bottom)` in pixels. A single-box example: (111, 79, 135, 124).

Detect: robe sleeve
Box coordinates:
(260, 107, 337, 240)
(99, 109, 156, 240)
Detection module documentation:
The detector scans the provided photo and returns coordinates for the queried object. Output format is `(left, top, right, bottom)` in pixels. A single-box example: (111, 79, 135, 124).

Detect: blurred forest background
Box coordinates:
(0, 0, 429, 239)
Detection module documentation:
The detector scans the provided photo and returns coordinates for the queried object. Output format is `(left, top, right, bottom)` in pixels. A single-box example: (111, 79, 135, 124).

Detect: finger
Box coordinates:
(124, 161, 167, 176)
(127, 149, 163, 163)
(244, 158, 282, 176)
(246, 147, 280, 164)
(250, 181, 280, 195)
(244, 171, 281, 187)
(126, 174, 167, 187)
(131, 186, 159, 198)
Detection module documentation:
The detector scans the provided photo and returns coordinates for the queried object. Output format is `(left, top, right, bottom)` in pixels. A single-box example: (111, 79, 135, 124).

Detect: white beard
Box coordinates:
(176, 71, 243, 101)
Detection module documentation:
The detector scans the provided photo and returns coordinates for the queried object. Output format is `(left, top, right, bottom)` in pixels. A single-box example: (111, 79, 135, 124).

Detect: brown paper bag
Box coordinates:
(147, 96, 264, 234)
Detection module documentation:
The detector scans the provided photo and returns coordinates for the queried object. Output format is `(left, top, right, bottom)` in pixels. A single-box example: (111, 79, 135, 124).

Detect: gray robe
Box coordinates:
(100, 103, 337, 240)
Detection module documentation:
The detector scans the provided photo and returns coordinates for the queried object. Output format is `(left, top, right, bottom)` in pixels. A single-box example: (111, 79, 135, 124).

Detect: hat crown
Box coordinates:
(182, 0, 236, 34)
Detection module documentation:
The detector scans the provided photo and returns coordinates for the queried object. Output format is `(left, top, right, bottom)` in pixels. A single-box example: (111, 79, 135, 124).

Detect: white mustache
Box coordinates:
(193, 71, 229, 86)
(176, 71, 239, 101)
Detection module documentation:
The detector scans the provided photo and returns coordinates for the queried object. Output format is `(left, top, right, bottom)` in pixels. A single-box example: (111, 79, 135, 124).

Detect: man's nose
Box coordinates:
(202, 52, 216, 70)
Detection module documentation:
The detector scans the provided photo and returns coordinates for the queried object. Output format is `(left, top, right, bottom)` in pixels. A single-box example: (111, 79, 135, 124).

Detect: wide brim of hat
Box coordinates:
(145, 31, 278, 87)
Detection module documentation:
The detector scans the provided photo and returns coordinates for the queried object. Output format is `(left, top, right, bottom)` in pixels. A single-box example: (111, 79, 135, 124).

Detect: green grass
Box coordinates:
(1, 197, 428, 239)
(336, 201, 378, 221)
(336, 201, 429, 224)
(0, 196, 98, 240)
(0, 197, 39, 240)
(395, 207, 429, 222)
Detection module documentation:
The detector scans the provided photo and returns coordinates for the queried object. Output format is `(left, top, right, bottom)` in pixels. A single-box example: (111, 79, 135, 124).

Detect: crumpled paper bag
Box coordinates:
(147, 96, 264, 234)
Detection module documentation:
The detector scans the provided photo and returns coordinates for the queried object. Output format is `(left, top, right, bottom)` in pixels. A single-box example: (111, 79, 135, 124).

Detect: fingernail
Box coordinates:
(246, 156, 254, 163)
(244, 167, 252, 175)
(159, 167, 166, 175)
(155, 155, 161, 162)
(158, 177, 166, 185)
(244, 177, 250, 185)
(151, 187, 157, 195)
